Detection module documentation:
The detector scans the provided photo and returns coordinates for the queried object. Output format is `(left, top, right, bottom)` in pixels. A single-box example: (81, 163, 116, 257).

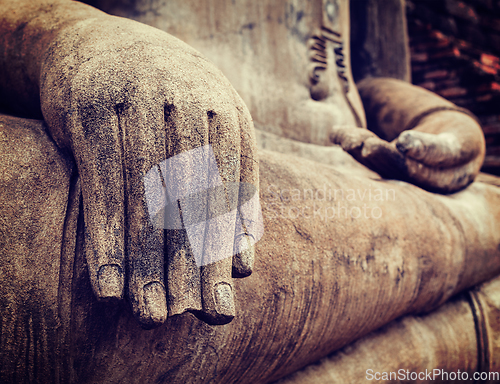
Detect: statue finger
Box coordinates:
(361, 137, 408, 180)
(193, 102, 241, 324)
(165, 160, 237, 324)
(159, 143, 205, 318)
(75, 109, 126, 302)
(200, 257, 236, 325)
(161, 101, 239, 322)
(119, 102, 168, 328)
(330, 125, 375, 152)
(233, 101, 261, 277)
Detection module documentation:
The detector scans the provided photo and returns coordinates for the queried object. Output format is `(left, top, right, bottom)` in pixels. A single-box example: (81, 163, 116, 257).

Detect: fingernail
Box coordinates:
(398, 133, 421, 153)
(143, 282, 168, 326)
(214, 282, 235, 321)
(233, 237, 254, 277)
(195, 282, 235, 325)
(98, 264, 123, 300)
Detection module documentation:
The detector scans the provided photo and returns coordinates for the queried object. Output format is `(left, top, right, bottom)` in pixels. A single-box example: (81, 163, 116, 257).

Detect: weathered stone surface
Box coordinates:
(1, 1, 500, 383)
(0, 0, 261, 328)
(277, 272, 500, 384)
(92, 0, 486, 194)
(88, 0, 368, 142)
(1, 114, 500, 383)
(333, 77, 486, 193)
(0, 114, 77, 382)
(276, 293, 479, 383)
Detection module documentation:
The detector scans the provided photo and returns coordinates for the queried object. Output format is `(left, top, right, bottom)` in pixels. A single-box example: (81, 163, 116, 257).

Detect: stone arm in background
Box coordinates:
(0, 0, 260, 327)
(332, 77, 485, 193)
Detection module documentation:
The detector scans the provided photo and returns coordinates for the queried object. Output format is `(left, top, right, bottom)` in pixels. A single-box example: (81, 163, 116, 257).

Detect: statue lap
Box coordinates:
(2, 114, 500, 383)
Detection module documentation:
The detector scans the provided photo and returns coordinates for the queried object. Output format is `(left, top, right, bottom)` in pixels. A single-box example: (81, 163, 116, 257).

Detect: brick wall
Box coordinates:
(406, 0, 500, 175)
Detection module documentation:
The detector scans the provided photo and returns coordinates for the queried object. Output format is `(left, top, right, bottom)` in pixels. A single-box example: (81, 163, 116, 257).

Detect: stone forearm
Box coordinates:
(0, 0, 106, 117)
(357, 77, 480, 142)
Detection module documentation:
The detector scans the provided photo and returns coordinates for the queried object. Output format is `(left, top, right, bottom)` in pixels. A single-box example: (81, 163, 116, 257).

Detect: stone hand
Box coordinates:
(330, 126, 408, 181)
(39, 16, 259, 327)
(394, 111, 485, 193)
(331, 112, 485, 194)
